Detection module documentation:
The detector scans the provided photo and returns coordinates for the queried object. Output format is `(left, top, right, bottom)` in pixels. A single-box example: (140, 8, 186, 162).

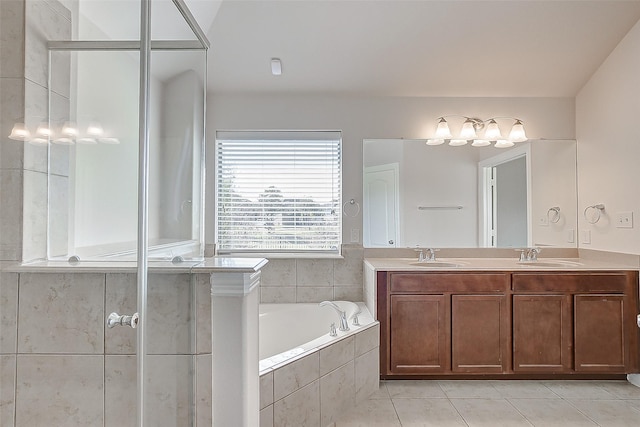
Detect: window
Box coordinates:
(215, 131, 342, 253)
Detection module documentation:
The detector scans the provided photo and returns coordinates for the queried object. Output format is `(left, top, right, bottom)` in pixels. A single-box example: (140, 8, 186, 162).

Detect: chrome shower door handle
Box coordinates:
(107, 312, 139, 329)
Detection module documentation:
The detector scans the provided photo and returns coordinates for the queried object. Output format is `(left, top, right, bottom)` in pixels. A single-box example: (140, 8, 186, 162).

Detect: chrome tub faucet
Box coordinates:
(319, 301, 350, 331)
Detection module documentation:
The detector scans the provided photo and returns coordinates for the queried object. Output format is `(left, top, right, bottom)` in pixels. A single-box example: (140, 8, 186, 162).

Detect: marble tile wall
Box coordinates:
(260, 322, 380, 427)
(0, 271, 211, 427)
(260, 245, 365, 304)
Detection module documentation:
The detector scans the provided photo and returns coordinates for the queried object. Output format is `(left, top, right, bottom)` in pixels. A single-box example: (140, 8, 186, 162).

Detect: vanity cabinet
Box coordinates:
(378, 269, 639, 379)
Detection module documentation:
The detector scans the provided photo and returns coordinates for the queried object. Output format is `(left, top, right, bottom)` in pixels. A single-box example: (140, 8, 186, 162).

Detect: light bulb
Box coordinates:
(86, 121, 104, 136)
(484, 119, 502, 140)
(494, 140, 515, 148)
(53, 137, 75, 145)
(61, 121, 78, 137)
(459, 119, 478, 139)
(36, 122, 52, 137)
(434, 118, 452, 139)
(426, 139, 445, 146)
(8, 123, 30, 141)
(449, 139, 468, 146)
(29, 137, 49, 146)
(471, 139, 491, 147)
(509, 120, 527, 142)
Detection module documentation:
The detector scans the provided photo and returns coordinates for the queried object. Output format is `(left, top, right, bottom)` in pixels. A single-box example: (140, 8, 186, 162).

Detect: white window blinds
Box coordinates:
(215, 131, 342, 253)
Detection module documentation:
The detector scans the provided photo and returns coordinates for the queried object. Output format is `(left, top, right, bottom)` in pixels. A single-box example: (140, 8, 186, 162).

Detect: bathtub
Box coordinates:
(258, 301, 380, 426)
(258, 301, 374, 372)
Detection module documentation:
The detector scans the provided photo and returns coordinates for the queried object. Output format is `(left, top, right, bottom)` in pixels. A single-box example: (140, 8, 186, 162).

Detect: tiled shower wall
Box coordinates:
(259, 245, 364, 304)
(0, 271, 212, 426)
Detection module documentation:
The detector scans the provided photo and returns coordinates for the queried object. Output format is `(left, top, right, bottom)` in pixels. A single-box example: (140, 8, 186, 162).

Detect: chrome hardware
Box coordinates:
(517, 247, 541, 262)
(171, 255, 184, 264)
(637, 314, 640, 329)
(319, 301, 350, 331)
(329, 323, 337, 337)
(351, 305, 362, 326)
(107, 312, 139, 329)
(415, 247, 438, 262)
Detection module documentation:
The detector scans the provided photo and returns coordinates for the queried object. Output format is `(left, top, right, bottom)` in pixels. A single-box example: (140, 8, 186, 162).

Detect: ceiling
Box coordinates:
(202, 0, 640, 97)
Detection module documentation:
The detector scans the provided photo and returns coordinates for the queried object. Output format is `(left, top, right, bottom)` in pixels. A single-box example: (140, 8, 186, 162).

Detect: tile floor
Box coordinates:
(333, 380, 640, 426)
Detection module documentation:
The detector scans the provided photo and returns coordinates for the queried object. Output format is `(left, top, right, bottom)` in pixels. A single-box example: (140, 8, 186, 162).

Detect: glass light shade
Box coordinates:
(35, 122, 52, 137)
(29, 137, 49, 146)
(53, 137, 75, 145)
(459, 119, 478, 139)
(448, 139, 468, 146)
(484, 119, 502, 140)
(8, 123, 30, 141)
(508, 120, 527, 142)
(434, 118, 452, 139)
(426, 139, 445, 146)
(86, 122, 104, 136)
(99, 137, 120, 144)
(471, 139, 491, 147)
(77, 137, 98, 144)
(494, 140, 515, 148)
(61, 121, 78, 137)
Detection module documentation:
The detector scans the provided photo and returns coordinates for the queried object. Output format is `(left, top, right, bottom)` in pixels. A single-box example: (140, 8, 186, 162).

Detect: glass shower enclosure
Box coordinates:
(44, 0, 208, 425)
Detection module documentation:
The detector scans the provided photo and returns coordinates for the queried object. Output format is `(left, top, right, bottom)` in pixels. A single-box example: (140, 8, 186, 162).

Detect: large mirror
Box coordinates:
(363, 139, 577, 249)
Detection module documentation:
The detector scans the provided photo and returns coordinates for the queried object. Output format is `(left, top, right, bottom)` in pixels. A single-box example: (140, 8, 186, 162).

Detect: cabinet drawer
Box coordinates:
(389, 273, 509, 293)
(512, 273, 629, 293)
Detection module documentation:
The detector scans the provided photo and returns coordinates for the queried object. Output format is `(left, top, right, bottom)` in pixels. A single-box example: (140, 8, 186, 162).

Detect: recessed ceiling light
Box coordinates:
(271, 58, 282, 76)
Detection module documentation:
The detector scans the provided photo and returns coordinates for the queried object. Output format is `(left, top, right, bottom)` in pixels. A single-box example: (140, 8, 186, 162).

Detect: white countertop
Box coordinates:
(3, 257, 268, 274)
(364, 257, 639, 272)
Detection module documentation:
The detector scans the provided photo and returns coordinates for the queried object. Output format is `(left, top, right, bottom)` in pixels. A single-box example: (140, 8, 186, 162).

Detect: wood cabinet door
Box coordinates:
(513, 294, 572, 373)
(390, 294, 448, 373)
(574, 294, 626, 373)
(452, 294, 508, 373)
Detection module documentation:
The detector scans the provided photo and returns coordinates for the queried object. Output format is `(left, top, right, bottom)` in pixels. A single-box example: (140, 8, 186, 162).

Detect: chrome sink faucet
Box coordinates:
(416, 247, 437, 262)
(319, 301, 350, 331)
(519, 247, 541, 261)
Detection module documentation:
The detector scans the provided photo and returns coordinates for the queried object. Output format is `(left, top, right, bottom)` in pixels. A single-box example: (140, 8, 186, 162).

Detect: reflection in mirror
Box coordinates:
(363, 139, 577, 249)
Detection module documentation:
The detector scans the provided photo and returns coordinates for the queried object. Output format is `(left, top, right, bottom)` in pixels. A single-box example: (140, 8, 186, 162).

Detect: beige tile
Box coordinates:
(568, 399, 640, 427)
(21, 169, 47, 261)
(18, 272, 105, 353)
(0, 78, 25, 171)
(145, 355, 194, 426)
(15, 354, 104, 426)
(438, 380, 501, 398)
(393, 398, 467, 427)
(334, 286, 363, 302)
(195, 354, 212, 427)
(260, 404, 274, 427)
(0, 272, 18, 353)
(261, 286, 296, 303)
(273, 352, 319, 401)
(0, 0, 25, 79)
(489, 380, 558, 399)
(273, 380, 320, 427)
(297, 286, 333, 303)
(47, 174, 69, 258)
(509, 398, 598, 426)
(355, 348, 379, 404)
(0, 355, 15, 427)
(334, 246, 363, 286)
(105, 355, 136, 427)
(105, 273, 137, 354)
(320, 336, 354, 376)
(386, 380, 447, 399)
(597, 380, 640, 399)
(321, 360, 355, 426)
(355, 323, 379, 357)
(50, 46, 70, 98)
(334, 398, 400, 427)
(296, 259, 334, 286)
(0, 170, 23, 261)
(369, 381, 391, 400)
(147, 273, 193, 354)
(542, 380, 617, 399)
(261, 371, 274, 409)
(194, 273, 211, 354)
(23, 79, 48, 173)
(450, 398, 532, 427)
(261, 259, 296, 287)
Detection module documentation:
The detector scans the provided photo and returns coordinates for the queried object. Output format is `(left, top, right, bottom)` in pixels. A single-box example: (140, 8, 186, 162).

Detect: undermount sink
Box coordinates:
(517, 260, 584, 268)
(409, 261, 464, 268)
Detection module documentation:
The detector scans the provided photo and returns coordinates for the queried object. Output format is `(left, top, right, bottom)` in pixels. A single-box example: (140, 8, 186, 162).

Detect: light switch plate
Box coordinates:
(581, 229, 591, 244)
(615, 211, 633, 228)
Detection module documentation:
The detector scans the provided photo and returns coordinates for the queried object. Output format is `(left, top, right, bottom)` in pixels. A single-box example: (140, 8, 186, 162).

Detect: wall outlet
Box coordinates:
(581, 229, 591, 244)
(615, 211, 633, 228)
(350, 228, 360, 243)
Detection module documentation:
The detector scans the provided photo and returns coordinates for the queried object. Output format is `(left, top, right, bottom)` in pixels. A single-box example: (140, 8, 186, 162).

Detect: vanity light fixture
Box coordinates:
(8, 122, 30, 141)
(427, 115, 528, 148)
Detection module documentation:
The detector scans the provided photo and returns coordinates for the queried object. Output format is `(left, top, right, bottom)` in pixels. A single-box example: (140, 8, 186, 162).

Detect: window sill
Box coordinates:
(216, 252, 344, 260)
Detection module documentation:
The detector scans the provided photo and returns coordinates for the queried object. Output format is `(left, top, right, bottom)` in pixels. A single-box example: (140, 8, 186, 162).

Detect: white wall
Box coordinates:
(576, 20, 640, 254)
(207, 94, 575, 245)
